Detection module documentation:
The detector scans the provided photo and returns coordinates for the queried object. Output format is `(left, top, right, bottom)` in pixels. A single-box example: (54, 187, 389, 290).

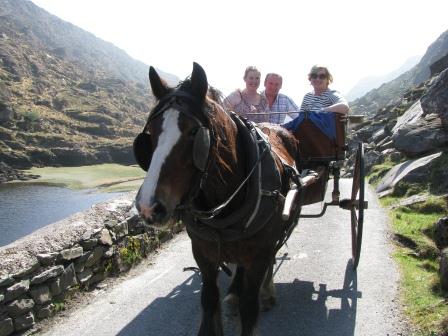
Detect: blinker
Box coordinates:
(133, 132, 152, 171)
(133, 126, 210, 173)
(193, 127, 210, 172)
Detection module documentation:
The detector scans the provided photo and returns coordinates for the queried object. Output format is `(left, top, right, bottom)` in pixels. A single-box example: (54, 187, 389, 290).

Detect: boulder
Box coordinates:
(420, 68, 448, 128)
(376, 152, 442, 194)
(364, 150, 383, 173)
(391, 100, 424, 134)
(435, 217, 448, 250)
(391, 114, 448, 155)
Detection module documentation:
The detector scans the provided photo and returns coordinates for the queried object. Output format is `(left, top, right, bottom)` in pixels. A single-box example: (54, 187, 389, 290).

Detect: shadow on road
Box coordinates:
(116, 260, 361, 336)
(116, 270, 202, 336)
(260, 259, 362, 336)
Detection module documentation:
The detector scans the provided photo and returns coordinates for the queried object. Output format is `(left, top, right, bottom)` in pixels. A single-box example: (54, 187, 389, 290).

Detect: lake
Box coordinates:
(0, 184, 122, 247)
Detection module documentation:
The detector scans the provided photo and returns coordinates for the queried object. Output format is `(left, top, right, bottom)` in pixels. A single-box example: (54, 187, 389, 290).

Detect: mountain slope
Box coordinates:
(346, 55, 420, 101)
(0, 0, 177, 169)
(350, 29, 448, 117)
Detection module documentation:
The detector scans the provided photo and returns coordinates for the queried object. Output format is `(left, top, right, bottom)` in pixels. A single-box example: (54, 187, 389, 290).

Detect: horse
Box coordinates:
(134, 62, 301, 336)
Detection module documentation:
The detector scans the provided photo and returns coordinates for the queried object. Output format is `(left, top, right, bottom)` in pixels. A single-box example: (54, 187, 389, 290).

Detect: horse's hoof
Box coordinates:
(260, 296, 276, 312)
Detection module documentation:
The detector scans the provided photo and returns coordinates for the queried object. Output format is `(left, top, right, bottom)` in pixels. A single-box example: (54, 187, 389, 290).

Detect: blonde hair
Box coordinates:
(243, 66, 261, 80)
(308, 65, 333, 84)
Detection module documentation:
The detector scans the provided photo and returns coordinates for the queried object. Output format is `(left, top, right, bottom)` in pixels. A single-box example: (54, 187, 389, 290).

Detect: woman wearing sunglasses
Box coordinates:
(282, 65, 349, 131)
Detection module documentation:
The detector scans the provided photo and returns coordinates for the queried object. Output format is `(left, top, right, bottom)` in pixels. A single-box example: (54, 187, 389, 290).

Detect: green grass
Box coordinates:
(389, 207, 448, 335)
(367, 161, 395, 186)
(22, 163, 145, 192)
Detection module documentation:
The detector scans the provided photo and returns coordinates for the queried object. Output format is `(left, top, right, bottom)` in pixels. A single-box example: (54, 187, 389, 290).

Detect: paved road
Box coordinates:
(39, 179, 410, 336)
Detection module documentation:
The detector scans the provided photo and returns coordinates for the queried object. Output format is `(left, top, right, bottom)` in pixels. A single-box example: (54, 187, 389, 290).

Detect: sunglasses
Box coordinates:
(310, 73, 327, 80)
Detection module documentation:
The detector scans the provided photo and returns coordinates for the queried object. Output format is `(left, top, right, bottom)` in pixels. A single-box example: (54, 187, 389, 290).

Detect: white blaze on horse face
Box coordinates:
(138, 108, 181, 211)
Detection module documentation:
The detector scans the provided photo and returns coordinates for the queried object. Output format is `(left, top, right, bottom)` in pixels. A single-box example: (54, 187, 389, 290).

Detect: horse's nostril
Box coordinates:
(153, 202, 167, 220)
(139, 201, 168, 223)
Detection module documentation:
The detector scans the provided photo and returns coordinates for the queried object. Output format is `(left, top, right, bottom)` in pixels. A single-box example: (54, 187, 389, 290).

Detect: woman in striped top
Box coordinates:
(282, 65, 349, 131)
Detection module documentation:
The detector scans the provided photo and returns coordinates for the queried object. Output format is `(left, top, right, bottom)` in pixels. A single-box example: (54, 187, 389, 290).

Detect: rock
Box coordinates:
(98, 229, 112, 246)
(111, 221, 128, 239)
(59, 264, 77, 292)
(440, 248, 448, 291)
(392, 114, 448, 155)
(36, 253, 59, 267)
(13, 311, 34, 331)
(49, 278, 61, 297)
(364, 150, 383, 173)
(430, 54, 448, 76)
(36, 303, 54, 319)
(421, 68, 448, 127)
(0, 277, 14, 288)
(85, 246, 104, 268)
(79, 238, 98, 250)
(59, 246, 83, 261)
(30, 265, 64, 285)
(30, 285, 52, 305)
(6, 298, 35, 317)
(4, 280, 30, 303)
(376, 152, 442, 194)
(371, 127, 388, 143)
(435, 217, 448, 250)
(392, 100, 424, 133)
(0, 317, 14, 336)
(77, 269, 92, 285)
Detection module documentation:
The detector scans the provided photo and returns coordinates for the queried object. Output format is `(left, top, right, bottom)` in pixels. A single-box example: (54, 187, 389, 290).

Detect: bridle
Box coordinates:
(133, 91, 267, 222)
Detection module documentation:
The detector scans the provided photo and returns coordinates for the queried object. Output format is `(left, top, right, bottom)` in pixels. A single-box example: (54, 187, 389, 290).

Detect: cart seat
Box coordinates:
(292, 112, 347, 162)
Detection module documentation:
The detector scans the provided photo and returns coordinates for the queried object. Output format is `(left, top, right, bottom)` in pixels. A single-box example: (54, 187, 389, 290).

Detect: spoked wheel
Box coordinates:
(350, 141, 366, 269)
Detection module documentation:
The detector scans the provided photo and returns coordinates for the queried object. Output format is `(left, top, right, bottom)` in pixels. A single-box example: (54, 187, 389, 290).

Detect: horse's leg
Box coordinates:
(259, 258, 276, 311)
(224, 265, 244, 308)
(192, 246, 223, 336)
(239, 259, 271, 336)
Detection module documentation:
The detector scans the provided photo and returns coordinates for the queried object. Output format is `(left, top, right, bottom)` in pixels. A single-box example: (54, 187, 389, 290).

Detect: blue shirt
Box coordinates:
(261, 92, 300, 124)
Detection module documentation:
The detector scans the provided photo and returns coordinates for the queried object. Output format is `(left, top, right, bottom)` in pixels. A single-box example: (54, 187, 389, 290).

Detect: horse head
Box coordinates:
(134, 62, 211, 225)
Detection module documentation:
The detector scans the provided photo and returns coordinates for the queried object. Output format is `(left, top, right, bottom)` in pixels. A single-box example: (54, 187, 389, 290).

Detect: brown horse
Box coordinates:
(134, 62, 301, 336)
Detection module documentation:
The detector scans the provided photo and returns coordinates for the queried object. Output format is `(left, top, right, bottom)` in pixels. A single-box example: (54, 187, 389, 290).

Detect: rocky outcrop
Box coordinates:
(421, 68, 448, 128)
(0, 193, 183, 336)
(347, 48, 448, 299)
(0, 162, 38, 183)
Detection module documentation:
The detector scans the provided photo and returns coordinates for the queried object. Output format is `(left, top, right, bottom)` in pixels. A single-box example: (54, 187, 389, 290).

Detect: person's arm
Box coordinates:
(223, 90, 242, 110)
(322, 90, 349, 114)
(322, 102, 349, 114)
(286, 96, 300, 118)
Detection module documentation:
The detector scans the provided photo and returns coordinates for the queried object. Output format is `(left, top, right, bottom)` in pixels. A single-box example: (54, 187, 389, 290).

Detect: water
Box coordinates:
(0, 184, 122, 247)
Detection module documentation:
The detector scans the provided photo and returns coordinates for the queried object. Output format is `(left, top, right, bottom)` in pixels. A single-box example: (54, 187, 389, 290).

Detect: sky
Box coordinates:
(31, 0, 448, 104)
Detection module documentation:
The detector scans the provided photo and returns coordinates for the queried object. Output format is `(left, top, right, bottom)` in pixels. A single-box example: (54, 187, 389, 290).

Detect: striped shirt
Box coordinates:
(262, 92, 300, 124)
(300, 89, 347, 113)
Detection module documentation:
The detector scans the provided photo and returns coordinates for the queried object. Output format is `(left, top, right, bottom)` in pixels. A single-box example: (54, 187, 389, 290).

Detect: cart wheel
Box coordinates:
(351, 141, 365, 269)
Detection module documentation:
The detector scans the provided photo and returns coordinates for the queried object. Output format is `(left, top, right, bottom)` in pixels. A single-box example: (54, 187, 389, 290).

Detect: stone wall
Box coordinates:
(0, 192, 182, 336)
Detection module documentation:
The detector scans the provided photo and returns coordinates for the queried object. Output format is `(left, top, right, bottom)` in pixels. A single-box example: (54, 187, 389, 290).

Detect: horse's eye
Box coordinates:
(188, 129, 197, 138)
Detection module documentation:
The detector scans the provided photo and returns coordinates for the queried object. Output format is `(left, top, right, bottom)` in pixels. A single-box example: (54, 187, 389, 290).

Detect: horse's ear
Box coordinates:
(190, 62, 208, 101)
(149, 66, 169, 100)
